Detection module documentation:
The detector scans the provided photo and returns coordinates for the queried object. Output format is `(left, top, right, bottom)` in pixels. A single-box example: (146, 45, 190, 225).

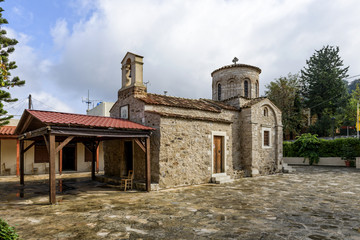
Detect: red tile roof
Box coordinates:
(0, 126, 17, 136)
(242, 97, 267, 108)
(27, 110, 154, 131)
(136, 93, 237, 112)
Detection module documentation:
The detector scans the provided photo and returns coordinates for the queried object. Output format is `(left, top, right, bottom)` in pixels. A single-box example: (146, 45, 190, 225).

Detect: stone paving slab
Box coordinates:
(0, 166, 360, 239)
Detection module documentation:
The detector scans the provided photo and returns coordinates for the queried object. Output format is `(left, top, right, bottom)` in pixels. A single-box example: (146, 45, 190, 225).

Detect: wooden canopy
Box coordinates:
(15, 109, 154, 204)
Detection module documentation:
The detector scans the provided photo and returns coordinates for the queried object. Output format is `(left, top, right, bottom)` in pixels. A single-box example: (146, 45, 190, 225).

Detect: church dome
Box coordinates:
(211, 63, 261, 101)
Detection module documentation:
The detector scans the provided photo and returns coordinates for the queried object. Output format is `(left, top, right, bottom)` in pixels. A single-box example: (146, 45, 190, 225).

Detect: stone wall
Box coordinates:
(157, 116, 233, 188)
(250, 100, 282, 175)
(239, 108, 253, 176)
(103, 140, 122, 177)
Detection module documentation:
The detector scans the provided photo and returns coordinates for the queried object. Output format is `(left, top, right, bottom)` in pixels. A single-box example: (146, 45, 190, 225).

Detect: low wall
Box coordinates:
(284, 157, 360, 168)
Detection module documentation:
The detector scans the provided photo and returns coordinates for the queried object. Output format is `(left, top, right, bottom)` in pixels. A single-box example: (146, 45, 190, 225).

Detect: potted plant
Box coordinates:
(341, 143, 356, 167)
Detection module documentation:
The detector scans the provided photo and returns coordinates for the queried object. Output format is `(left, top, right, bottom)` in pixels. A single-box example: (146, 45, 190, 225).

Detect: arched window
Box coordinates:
(255, 80, 259, 97)
(264, 107, 268, 117)
(244, 80, 249, 98)
(218, 83, 221, 101)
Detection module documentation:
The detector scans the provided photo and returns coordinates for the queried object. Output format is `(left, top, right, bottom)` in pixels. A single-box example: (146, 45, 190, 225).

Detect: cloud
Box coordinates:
(6, 0, 360, 115)
(2, 27, 76, 116)
(50, 19, 69, 49)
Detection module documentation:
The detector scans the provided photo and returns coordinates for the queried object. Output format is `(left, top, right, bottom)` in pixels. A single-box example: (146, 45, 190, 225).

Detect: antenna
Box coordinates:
(82, 90, 102, 111)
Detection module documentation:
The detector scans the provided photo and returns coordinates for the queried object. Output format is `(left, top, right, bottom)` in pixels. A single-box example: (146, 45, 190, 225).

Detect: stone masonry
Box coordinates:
(104, 52, 283, 190)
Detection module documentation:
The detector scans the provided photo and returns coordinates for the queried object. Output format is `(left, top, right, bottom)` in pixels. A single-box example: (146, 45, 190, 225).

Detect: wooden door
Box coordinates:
(213, 136, 223, 173)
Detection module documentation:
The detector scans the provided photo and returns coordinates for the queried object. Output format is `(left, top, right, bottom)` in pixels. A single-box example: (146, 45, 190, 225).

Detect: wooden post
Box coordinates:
(20, 140, 24, 185)
(16, 140, 20, 177)
(91, 142, 96, 180)
(49, 134, 56, 204)
(96, 143, 99, 173)
(59, 149, 63, 175)
(145, 137, 151, 192)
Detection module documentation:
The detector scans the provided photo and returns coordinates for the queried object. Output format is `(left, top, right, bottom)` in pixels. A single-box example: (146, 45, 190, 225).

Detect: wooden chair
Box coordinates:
(32, 163, 39, 175)
(120, 170, 134, 191)
(2, 163, 10, 175)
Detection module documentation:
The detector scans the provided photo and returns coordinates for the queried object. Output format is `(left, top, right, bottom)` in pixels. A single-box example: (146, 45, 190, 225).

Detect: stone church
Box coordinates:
(105, 52, 282, 189)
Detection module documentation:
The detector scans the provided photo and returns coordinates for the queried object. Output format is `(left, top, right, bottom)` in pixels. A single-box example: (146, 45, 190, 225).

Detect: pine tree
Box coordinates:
(300, 45, 349, 120)
(0, 0, 25, 126)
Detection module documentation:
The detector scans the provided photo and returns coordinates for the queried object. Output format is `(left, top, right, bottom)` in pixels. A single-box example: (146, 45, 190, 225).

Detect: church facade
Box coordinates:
(104, 52, 283, 189)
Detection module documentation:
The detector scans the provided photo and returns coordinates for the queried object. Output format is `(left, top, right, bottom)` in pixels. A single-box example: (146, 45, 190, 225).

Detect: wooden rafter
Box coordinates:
(134, 138, 146, 152)
(56, 136, 74, 153)
(43, 135, 49, 153)
(23, 141, 36, 153)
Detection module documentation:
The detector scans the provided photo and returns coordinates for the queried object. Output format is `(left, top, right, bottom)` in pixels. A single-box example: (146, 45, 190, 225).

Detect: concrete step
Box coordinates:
(282, 163, 296, 173)
(211, 174, 233, 184)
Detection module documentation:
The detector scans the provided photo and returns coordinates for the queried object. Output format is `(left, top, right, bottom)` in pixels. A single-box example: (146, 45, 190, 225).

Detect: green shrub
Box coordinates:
(284, 136, 360, 160)
(293, 133, 320, 165)
(0, 218, 19, 240)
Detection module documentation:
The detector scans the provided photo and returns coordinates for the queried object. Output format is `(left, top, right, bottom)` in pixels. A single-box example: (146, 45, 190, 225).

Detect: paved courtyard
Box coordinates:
(0, 166, 360, 239)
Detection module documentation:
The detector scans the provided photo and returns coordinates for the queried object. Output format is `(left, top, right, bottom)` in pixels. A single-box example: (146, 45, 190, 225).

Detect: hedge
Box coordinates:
(284, 137, 360, 158)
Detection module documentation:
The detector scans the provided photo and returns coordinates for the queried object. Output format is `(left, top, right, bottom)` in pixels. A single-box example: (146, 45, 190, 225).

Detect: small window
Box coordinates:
(244, 80, 249, 98)
(264, 107, 268, 116)
(34, 143, 49, 163)
(218, 83, 222, 101)
(264, 131, 270, 146)
(262, 128, 271, 148)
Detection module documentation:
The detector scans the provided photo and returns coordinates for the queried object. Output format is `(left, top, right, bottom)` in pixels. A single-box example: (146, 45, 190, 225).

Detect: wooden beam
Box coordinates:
(20, 140, 24, 185)
(20, 126, 49, 140)
(59, 149, 63, 175)
(134, 138, 146, 152)
(96, 143, 99, 173)
(91, 141, 96, 180)
(146, 137, 151, 192)
(19, 115, 33, 134)
(49, 134, 56, 204)
(43, 135, 49, 153)
(23, 141, 36, 153)
(56, 136, 74, 153)
(16, 140, 19, 177)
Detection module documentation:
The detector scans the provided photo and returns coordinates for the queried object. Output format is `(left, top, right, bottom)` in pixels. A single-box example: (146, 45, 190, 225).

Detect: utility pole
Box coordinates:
(357, 100, 359, 139)
(28, 94, 32, 109)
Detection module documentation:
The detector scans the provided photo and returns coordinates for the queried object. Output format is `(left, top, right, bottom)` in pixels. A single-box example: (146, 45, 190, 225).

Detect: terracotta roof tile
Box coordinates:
(136, 93, 237, 112)
(0, 126, 17, 136)
(146, 111, 232, 124)
(242, 97, 267, 108)
(27, 110, 154, 131)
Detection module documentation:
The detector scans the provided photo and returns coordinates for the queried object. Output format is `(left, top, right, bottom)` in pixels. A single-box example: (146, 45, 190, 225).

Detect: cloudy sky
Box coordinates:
(2, 0, 360, 117)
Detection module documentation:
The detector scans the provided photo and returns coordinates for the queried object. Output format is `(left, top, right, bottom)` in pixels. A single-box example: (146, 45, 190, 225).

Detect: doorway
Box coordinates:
(62, 144, 76, 171)
(121, 141, 133, 176)
(213, 136, 224, 173)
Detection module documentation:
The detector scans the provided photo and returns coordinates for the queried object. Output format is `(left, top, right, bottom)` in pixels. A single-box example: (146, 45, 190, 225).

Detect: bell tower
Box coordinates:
(118, 52, 147, 98)
(121, 52, 145, 89)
